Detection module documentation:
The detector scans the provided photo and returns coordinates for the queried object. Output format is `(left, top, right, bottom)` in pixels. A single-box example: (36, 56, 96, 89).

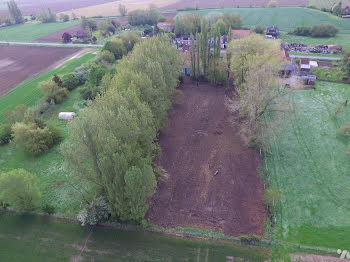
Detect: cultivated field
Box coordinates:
(0, 0, 116, 16)
(60, 0, 178, 18)
(267, 81, 350, 250)
(147, 78, 266, 236)
(162, 0, 308, 10)
(0, 45, 81, 97)
(308, 0, 350, 9)
(177, 7, 350, 34)
(0, 20, 80, 42)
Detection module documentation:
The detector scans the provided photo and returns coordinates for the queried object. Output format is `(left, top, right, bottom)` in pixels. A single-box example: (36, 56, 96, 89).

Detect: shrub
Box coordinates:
(100, 50, 115, 63)
(39, 80, 69, 104)
(62, 32, 72, 43)
(74, 65, 90, 84)
(240, 235, 262, 245)
(0, 124, 13, 145)
(250, 25, 265, 34)
(62, 73, 80, 90)
(81, 16, 97, 31)
(293, 25, 313, 36)
(32, 99, 51, 115)
(42, 203, 55, 214)
(311, 24, 338, 37)
(77, 197, 109, 226)
(12, 122, 59, 155)
(158, 15, 166, 22)
(103, 38, 127, 59)
(0, 169, 41, 213)
(87, 63, 108, 87)
(5, 104, 28, 124)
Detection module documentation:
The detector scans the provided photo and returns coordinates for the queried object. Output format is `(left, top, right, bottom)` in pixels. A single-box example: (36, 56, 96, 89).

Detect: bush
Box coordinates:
(250, 25, 265, 34)
(12, 122, 61, 156)
(158, 15, 166, 22)
(5, 104, 28, 124)
(240, 235, 262, 245)
(87, 63, 108, 87)
(311, 24, 338, 37)
(81, 16, 97, 31)
(39, 80, 69, 104)
(77, 197, 109, 226)
(0, 169, 41, 213)
(42, 203, 55, 214)
(74, 65, 90, 84)
(62, 32, 72, 43)
(103, 38, 127, 59)
(100, 50, 115, 63)
(293, 25, 313, 36)
(62, 73, 80, 90)
(32, 99, 51, 115)
(0, 124, 13, 145)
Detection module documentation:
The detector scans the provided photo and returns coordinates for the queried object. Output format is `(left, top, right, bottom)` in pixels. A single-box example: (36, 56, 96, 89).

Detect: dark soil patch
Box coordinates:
(147, 77, 266, 236)
(160, 0, 308, 10)
(0, 45, 80, 96)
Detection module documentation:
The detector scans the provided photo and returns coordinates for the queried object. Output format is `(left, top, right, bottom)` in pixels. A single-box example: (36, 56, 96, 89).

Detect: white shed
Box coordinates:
(58, 112, 76, 120)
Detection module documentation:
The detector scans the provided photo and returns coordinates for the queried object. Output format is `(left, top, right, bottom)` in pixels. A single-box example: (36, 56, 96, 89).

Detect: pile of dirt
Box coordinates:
(147, 77, 266, 236)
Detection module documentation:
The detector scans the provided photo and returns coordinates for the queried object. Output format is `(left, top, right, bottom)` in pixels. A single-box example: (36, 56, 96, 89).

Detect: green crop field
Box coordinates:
(281, 33, 350, 50)
(0, 53, 94, 125)
(266, 81, 350, 250)
(177, 7, 350, 34)
(0, 20, 80, 42)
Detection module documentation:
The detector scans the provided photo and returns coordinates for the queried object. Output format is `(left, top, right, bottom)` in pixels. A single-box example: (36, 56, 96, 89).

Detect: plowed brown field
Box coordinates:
(0, 46, 80, 96)
(147, 78, 266, 236)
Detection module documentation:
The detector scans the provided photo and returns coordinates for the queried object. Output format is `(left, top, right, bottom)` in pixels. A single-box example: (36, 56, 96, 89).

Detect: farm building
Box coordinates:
(157, 22, 174, 32)
(300, 58, 311, 72)
(74, 30, 89, 39)
(231, 30, 250, 39)
(266, 26, 280, 38)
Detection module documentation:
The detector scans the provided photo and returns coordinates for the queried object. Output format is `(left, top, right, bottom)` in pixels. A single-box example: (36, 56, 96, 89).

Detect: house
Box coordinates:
(175, 35, 196, 47)
(231, 30, 250, 39)
(157, 22, 174, 32)
(281, 63, 297, 78)
(74, 30, 89, 39)
(309, 61, 318, 68)
(300, 58, 311, 71)
(266, 26, 280, 38)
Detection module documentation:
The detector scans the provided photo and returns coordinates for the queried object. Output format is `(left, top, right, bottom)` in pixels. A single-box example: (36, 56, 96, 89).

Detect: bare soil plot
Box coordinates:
(160, 0, 308, 10)
(0, 45, 80, 96)
(147, 78, 266, 236)
(0, 0, 116, 16)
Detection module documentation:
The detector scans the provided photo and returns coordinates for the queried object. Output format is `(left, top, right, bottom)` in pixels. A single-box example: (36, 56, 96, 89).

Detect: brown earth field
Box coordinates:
(0, 0, 116, 16)
(0, 46, 80, 96)
(147, 77, 266, 236)
(160, 0, 308, 10)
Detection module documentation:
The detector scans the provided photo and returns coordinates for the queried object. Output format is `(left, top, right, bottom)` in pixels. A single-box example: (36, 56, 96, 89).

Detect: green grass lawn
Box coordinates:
(311, 67, 347, 82)
(267, 81, 350, 250)
(0, 20, 80, 42)
(281, 33, 350, 50)
(0, 53, 94, 125)
(178, 7, 350, 34)
(308, 0, 350, 9)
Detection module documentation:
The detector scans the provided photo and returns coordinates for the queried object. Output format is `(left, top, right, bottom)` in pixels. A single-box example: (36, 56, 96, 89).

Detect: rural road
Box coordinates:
(290, 54, 342, 61)
(0, 41, 103, 48)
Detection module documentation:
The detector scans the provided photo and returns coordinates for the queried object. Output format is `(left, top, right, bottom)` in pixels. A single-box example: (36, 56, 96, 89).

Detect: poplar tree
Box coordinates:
(7, 0, 23, 24)
(200, 19, 208, 74)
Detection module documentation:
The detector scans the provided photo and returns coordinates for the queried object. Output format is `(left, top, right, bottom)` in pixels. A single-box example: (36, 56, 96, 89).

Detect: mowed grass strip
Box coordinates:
(0, 53, 94, 125)
(0, 20, 80, 42)
(177, 7, 350, 33)
(267, 81, 350, 250)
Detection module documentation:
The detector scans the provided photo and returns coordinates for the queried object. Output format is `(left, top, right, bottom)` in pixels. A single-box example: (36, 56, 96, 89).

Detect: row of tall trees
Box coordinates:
(62, 36, 182, 224)
(6, 0, 23, 24)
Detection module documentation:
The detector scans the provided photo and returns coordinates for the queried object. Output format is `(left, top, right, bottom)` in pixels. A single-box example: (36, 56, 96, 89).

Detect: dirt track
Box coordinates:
(147, 78, 266, 236)
(0, 46, 80, 96)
